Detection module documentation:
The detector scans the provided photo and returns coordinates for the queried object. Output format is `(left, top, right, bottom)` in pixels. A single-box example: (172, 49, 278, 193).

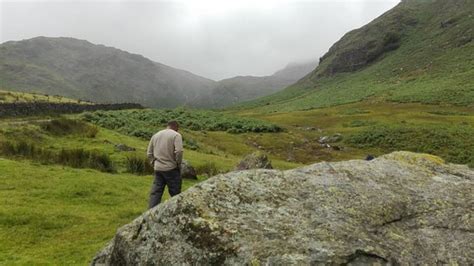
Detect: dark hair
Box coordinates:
(167, 120, 179, 128)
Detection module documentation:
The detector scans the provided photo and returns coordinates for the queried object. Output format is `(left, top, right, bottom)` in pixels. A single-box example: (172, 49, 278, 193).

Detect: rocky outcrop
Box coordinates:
(92, 151, 474, 265)
(314, 1, 418, 77)
(235, 152, 273, 170)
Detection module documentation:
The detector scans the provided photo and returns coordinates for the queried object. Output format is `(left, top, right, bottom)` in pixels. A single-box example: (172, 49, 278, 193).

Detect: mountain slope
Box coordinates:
(0, 37, 316, 108)
(195, 60, 317, 107)
(236, 0, 473, 113)
(0, 37, 217, 108)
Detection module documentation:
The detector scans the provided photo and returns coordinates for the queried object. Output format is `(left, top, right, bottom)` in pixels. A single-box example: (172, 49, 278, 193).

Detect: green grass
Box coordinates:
(0, 158, 201, 264)
(346, 123, 474, 167)
(0, 101, 472, 264)
(236, 101, 474, 164)
(0, 115, 300, 173)
(0, 114, 301, 264)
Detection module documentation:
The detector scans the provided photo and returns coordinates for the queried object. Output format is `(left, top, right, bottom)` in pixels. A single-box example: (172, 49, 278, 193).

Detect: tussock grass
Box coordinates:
(0, 140, 116, 172)
(125, 155, 154, 175)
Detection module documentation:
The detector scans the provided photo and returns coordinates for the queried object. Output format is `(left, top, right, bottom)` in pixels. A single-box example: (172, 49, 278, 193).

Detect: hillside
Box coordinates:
(195, 61, 317, 107)
(0, 37, 316, 108)
(0, 37, 216, 108)
(236, 0, 473, 113)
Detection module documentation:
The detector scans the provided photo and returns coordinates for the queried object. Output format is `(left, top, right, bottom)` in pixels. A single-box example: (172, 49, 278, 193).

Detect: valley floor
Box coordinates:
(0, 101, 473, 264)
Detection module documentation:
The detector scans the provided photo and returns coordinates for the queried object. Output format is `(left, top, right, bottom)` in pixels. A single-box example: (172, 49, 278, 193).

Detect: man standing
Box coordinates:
(147, 120, 183, 209)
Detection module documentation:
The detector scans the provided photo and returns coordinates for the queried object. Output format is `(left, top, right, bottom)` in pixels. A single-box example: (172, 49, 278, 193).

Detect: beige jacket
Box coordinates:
(147, 128, 183, 171)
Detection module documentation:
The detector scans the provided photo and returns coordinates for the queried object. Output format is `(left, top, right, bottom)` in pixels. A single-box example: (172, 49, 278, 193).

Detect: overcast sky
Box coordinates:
(0, 0, 399, 80)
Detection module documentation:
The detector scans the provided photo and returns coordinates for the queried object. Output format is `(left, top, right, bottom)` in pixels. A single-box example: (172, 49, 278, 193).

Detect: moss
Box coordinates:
(384, 151, 445, 166)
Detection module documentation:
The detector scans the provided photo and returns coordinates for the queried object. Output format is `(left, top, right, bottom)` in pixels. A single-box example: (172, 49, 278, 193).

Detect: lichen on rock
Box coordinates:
(92, 151, 473, 265)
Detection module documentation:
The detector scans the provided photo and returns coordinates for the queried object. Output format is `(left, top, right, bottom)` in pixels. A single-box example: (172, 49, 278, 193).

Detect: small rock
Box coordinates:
(180, 160, 197, 179)
(318, 133, 343, 144)
(114, 143, 136, 152)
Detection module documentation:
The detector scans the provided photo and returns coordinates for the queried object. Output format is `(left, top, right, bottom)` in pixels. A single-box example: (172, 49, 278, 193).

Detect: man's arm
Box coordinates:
(174, 134, 183, 167)
(147, 137, 155, 166)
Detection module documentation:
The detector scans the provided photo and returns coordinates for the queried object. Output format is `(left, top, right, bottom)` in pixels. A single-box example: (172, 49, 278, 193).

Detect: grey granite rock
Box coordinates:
(92, 151, 474, 265)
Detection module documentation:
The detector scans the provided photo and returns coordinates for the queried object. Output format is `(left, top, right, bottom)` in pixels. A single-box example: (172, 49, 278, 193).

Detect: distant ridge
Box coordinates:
(194, 60, 317, 107)
(0, 37, 316, 108)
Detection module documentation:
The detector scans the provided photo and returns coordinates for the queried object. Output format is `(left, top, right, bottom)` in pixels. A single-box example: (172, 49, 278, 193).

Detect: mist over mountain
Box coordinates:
(0, 37, 316, 108)
(194, 60, 317, 107)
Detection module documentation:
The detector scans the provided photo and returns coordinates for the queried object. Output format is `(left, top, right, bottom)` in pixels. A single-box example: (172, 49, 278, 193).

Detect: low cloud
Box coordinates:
(0, 0, 400, 80)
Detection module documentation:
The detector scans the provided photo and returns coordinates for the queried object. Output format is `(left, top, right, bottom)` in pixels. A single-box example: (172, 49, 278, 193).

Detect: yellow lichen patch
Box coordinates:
(250, 258, 261, 266)
(382, 151, 445, 168)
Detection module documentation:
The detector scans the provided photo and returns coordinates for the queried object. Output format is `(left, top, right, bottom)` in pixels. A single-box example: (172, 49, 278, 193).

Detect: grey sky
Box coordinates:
(0, 0, 400, 80)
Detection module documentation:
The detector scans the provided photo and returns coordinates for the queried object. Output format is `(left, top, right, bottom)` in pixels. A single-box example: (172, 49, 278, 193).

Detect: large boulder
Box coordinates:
(180, 160, 197, 180)
(92, 152, 474, 265)
(235, 152, 273, 170)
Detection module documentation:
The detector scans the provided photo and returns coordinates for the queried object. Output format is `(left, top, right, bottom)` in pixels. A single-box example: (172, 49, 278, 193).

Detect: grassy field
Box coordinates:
(0, 158, 202, 264)
(0, 114, 301, 264)
(0, 101, 473, 264)
(235, 102, 474, 166)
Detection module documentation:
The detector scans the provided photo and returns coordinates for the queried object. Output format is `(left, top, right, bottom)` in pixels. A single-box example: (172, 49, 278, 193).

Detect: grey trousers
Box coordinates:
(148, 168, 182, 209)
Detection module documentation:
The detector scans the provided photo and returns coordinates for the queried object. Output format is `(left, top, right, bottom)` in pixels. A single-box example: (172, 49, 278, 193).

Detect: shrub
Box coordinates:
(57, 149, 90, 168)
(40, 118, 99, 138)
(195, 162, 219, 177)
(0, 141, 36, 157)
(89, 152, 115, 173)
(346, 124, 474, 166)
(0, 141, 18, 156)
(0, 141, 116, 173)
(82, 109, 282, 139)
(125, 156, 153, 175)
(84, 126, 99, 138)
(184, 138, 199, 150)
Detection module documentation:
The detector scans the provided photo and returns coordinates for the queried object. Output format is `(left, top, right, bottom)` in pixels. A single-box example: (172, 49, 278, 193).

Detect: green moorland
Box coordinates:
(234, 0, 473, 113)
(0, 113, 301, 264)
(1, 101, 472, 264)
